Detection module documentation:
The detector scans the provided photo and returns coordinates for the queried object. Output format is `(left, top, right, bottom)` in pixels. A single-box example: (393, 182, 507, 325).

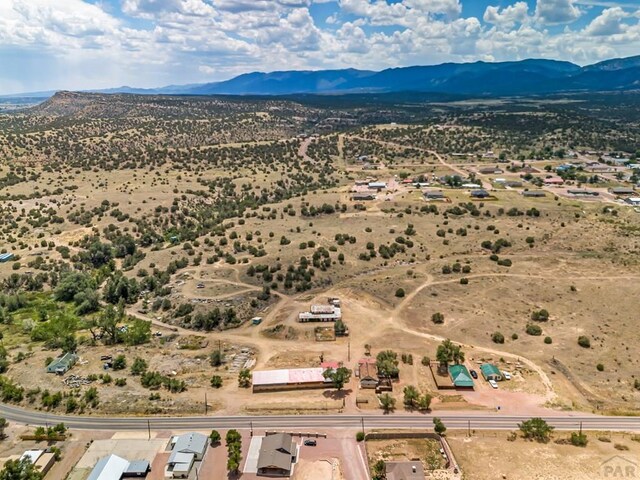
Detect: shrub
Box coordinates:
(431, 313, 444, 324)
(512, 333, 519, 340)
(492, 332, 505, 344)
(544, 336, 552, 344)
(395, 288, 405, 298)
(526, 324, 542, 336)
(578, 336, 591, 348)
(596, 363, 604, 372)
(356, 431, 365, 442)
(570, 432, 588, 447)
(460, 278, 469, 285)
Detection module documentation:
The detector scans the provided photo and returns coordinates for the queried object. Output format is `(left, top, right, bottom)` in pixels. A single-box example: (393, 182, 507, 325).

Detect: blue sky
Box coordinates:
(0, 0, 639, 94)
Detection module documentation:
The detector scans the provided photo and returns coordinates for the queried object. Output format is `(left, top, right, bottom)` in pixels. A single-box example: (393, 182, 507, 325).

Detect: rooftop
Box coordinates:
(252, 367, 329, 386)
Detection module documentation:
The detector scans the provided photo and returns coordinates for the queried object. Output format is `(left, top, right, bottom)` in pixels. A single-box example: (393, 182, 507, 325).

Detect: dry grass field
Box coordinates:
(0, 92, 639, 422)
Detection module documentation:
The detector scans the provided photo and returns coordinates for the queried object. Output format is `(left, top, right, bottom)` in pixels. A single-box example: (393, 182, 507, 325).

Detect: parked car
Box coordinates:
(470, 369, 478, 379)
(303, 439, 317, 446)
(489, 379, 498, 389)
(502, 371, 512, 380)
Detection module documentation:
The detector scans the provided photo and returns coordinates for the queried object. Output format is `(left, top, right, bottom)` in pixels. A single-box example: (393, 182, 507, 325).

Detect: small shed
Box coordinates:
(480, 363, 503, 382)
(448, 365, 474, 389)
(522, 190, 546, 198)
(46, 353, 78, 374)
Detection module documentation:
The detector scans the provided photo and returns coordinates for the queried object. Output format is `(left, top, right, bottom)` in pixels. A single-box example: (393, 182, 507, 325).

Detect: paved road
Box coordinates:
(1, 404, 639, 432)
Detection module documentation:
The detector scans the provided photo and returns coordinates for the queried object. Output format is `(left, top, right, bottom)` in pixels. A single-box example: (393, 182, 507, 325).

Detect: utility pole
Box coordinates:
(250, 421, 254, 437)
(468, 420, 471, 437)
(361, 417, 365, 436)
(579, 421, 583, 436)
(348, 341, 351, 362)
(147, 419, 151, 440)
(204, 391, 208, 415)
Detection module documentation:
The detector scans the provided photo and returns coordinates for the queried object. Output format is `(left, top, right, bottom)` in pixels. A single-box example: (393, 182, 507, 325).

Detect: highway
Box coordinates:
(1, 403, 639, 432)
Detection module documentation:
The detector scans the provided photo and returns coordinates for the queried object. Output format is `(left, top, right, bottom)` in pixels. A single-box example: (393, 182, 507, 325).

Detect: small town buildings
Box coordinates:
(46, 352, 78, 374)
(625, 197, 640, 206)
(252, 368, 331, 392)
(609, 187, 635, 196)
(470, 189, 490, 199)
(385, 461, 425, 480)
(165, 432, 208, 478)
(522, 190, 546, 198)
(584, 164, 615, 173)
(462, 183, 482, 189)
(480, 363, 503, 382)
(298, 304, 342, 322)
(423, 190, 446, 201)
(448, 365, 474, 389)
(257, 433, 298, 477)
(351, 193, 376, 201)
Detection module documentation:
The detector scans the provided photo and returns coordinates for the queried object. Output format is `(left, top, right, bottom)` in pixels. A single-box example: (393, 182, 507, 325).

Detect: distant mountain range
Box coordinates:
(4, 56, 640, 99)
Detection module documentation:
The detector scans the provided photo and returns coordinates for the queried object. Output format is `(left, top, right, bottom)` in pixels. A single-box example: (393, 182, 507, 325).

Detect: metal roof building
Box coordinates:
(252, 367, 331, 392)
(480, 363, 503, 381)
(87, 454, 130, 480)
(448, 365, 475, 389)
(46, 352, 78, 374)
(0, 253, 14, 263)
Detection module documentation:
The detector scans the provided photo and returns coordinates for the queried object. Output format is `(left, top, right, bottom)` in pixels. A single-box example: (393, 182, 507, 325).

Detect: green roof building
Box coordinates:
(448, 364, 475, 389)
(480, 363, 502, 381)
(46, 353, 78, 375)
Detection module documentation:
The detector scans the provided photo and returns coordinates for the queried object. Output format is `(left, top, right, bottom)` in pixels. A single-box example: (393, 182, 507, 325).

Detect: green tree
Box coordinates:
(433, 417, 447, 435)
(403, 385, 420, 408)
(376, 350, 399, 378)
(379, 393, 396, 412)
(209, 430, 221, 445)
(112, 355, 126, 370)
(372, 459, 386, 480)
(210, 376, 223, 388)
(323, 366, 352, 390)
(436, 339, 464, 370)
(238, 368, 251, 388)
(124, 319, 151, 345)
(492, 332, 505, 344)
(210, 350, 224, 367)
(417, 393, 433, 411)
(518, 418, 554, 442)
(130, 357, 148, 375)
(0, 458, 43, 480)
(431, 312, 445, 324)
(578, 336, 591, 348)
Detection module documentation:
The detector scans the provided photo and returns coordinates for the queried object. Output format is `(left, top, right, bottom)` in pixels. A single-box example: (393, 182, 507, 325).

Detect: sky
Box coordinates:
(0, 0, 639, 94)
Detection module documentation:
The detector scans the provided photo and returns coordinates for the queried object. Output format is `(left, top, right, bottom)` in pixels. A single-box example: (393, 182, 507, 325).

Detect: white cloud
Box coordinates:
(583, 7, 627, 35)
(535, 0, 582, 24)
(483, 2, 529, 29)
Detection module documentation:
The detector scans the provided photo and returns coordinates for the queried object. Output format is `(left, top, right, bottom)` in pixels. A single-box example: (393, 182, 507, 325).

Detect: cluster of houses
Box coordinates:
(439, 362, 505, 390)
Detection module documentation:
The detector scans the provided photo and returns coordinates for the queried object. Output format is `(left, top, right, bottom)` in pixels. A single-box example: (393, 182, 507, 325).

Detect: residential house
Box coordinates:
(257, 433, 297, 477)
(357, 359, 379, 389)
(165, 432, 208, 479)
(543, 176, 564, 186)
(609, 187, 635, 196)
(448, 365, 474, 389)
(88, 454, 131, 480)
(423, 190, 446, 201)
(298, 304, 341, 322)
(470, 189, 490, 199)
(480, 363, 503, 382)
(351, 193, 376, 201)
(46, 353, 78, 374)
(478, 167, 502, 174)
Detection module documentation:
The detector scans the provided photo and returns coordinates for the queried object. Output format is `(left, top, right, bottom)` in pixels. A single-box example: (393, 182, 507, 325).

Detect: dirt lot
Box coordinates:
(448, 431, 640, 480)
